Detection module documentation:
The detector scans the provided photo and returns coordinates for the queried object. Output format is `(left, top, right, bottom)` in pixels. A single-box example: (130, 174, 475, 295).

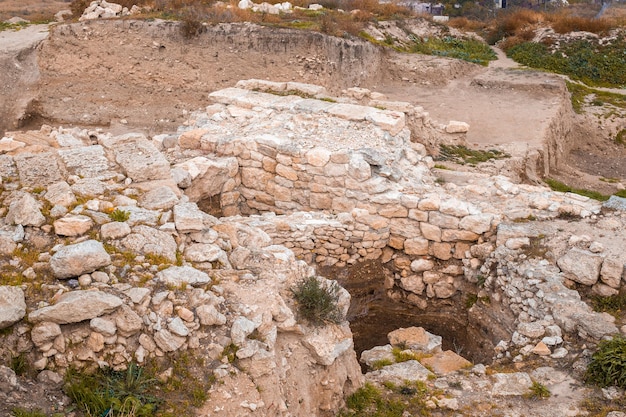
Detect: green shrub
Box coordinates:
(109, 208, 131, 222)
(508, 39, 626, 88)
(526, 381, 551, 399)
(291, 276, 342, 325)
(586, 335, 626, 389)
(436, 145, 509, 166)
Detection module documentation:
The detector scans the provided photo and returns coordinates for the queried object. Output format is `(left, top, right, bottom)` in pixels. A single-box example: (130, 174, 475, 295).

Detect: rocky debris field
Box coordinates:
(0, 81, 625, 416)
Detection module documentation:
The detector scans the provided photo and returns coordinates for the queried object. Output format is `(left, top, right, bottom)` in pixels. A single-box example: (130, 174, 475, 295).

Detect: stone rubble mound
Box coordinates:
(0, 80, 624, 416)
(79, 0, 142, 21)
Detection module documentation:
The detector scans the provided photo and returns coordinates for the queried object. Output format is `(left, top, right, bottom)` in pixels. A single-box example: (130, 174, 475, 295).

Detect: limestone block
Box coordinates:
(168, 317, 190, 337)
(441, 229, 479, 242)
(6, 193, 45, 227)
(197, 304, 226, 326)
(410, 259, 434, 273)
(50, 240, 111, 279)
(120, 225, 177, 262)
(155, 266, 211, 287)
(517, 322, 545, 338)
(592, 282, 619, 297)
(173, 202, 206, 233)
(0, 137, 25, 152)
(428, 211, 459, 229)
(0, 286, 26, 329)
(420, 350, 471, 375)
(285, 81, 327, 96)
(306, 147, 332, 167)
(418, 195, 440, 211)
(367, 360, 434, 384)
(28, 290, 123, 324)
(347, 154, 371, 182)
(400, 275, 425, 295)
(14, 152, 64, 187)
(53, 215, 94, 237)
(600, 258, 624, 288)
(404, 238, 429, 256)
(178, 128, 208, 149)
(276, 163, 298, 181)
(431, 242, 452, 260)
(45, 181, 76, 207)
(459, 213, 494, 234)
(360, 344, 394, 368)
(433, 276, 457, 298)
(445, 121, 470, 134)
(378, 205, 408, 218)
(491, 372, 533, 396)
(153, 329, 186, 352)
(420, 222, 441, 242)
(302, 324, 354, 366)
(90, 317, 117, 337)
(31, 322, 62, 347)
(366, 109, 406, 136)
(115, 304, 143, 337)
(100, 221, 131, 240)
(388, 327, 442, 353)
(184, 243, 228, 265)
(58, 145, 116, 180)
(439, 198, 470, 217)
(109, 135, 171, 182)
(138, 186, 179, 210)
(557, 248, 603, 286)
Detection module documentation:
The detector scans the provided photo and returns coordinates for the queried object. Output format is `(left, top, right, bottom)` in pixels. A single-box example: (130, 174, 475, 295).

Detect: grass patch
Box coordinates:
(566, 81, 626, 114)
(64, 362, 162, 417)
(436, 145, 509, 166)
(409, 36, 496, 66)
(11, 409, 50, 417)
(109, 208, 131, 222)
(371, 358, 394, 370)
(525, 381, 551, 399)
(544, 178, 610, 201)
(591, 292, 626, 318)
(291, 276, 342, 326)
(615, 129, 626, 146)
(586, 335, 626, 389)
(508, 39, 626, 88)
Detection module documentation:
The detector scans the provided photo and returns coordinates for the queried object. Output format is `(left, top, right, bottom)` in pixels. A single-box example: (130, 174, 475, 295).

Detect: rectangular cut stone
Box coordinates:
(106, 136, 170, 182)
(208, 88, 250, 105)
(15, 152, 64, 186)
(326, 103, 373, 121)
(58, 145, 117, 180)
(294, 99, 335, 114)
(366, 109, 406, 136)
(404, 238, 429, 255)
(441, 229, 479, 242)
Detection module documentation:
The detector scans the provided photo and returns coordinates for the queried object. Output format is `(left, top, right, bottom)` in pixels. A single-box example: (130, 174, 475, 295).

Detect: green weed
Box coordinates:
(591, 293, 626, 318)
(544, 178, 610, 201)
(437, 145, 509, 166)
(109, 208, 131, 222)
(525, 381, 551, 399)
(586, 335, 626, 389)
(291, 276, 342, 325)
(11, 409, 47, 417)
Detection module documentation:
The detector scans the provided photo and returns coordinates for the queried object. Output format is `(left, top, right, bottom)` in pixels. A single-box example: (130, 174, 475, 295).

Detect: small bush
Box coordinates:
(526, 381, 551, 399)
(549, 15, 612, 35)
(292, 276, 342, 325)
(109, 208, 131, 222)
(586, 335, 626, 389)
(436, 145, 509, 165)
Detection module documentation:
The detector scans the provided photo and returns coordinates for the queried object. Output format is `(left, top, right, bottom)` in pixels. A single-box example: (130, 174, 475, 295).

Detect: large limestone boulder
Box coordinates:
(0, 286, 26, 329)
(387, 327, 442, 353)
(367, 360, 434, 384)
(557, 248, 603, 285)
(28, 291, 123, 324)
(5, 193, 46, 227)
(49, 240, 112, 278)
(119, 225, 177, 262)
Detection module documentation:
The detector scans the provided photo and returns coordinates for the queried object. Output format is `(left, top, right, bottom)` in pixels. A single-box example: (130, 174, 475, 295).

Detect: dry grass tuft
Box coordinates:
(547, 14, 613, 34)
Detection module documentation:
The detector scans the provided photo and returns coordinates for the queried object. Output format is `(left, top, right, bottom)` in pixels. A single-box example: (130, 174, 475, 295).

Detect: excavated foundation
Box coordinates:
(319, 260, 510, 366)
